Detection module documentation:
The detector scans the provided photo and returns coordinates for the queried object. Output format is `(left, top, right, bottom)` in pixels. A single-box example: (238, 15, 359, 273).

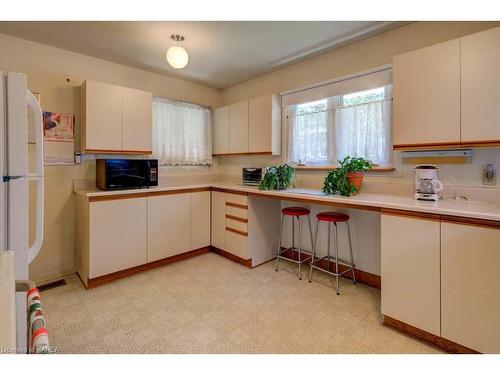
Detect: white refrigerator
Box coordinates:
(0, 72, 44, 350)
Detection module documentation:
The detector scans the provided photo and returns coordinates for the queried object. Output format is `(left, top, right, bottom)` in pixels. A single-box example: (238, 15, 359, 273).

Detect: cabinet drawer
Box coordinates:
(225, 204, 248, 219)
(225, 216, 248, 233)
(225, 193, 248, 206)
(225, 229, 248, 259)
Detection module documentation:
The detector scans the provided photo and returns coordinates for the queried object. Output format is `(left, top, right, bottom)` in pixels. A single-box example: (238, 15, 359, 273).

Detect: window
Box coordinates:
(287, 84, 393, 166)
(152, 97, 212, 166)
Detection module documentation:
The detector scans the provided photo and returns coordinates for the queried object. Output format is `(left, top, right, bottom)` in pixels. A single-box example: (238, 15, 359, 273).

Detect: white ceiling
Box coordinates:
(0, 21, 407, 89)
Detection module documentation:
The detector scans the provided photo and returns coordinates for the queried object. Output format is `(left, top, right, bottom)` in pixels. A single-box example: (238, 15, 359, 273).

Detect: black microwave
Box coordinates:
(96, 159, 158, 191)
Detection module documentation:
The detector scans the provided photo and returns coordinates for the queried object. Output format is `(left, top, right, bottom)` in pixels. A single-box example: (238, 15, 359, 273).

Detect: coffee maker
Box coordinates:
(414, 165, 444, 201)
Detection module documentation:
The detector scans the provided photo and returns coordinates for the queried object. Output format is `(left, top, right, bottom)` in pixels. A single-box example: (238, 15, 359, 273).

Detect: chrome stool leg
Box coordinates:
(275, 214, 285, 271)
(327, 222, 331, 272)
(346, 221, 356, 285)
(309, 220, 319, 282)
(334, 223, 340, 295)
(297, 216, 302, 280)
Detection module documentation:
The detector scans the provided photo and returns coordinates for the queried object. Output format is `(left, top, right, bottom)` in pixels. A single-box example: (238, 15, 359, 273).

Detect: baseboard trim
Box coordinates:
(210, 246, 252, 267)
(383, 315, 479, 354)
(280, 248, 381, 289)
(83, 247, 210, 289)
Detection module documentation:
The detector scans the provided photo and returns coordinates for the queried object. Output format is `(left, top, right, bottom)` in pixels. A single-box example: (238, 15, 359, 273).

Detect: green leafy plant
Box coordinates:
(322, 156, 372, 197)
(340, 156, 373, 173)
(259, 164, 295, 190)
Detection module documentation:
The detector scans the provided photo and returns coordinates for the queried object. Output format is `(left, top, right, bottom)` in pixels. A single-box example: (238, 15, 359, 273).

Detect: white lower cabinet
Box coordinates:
(89, 196, 148, 278)
(147, 193, 190, 262)
(190, 191, 211, 249)
(225, 229, 248, 259)
(441, 222, 500, 353)
(381, 213, 441, 335)
(211, 191, 226, 250)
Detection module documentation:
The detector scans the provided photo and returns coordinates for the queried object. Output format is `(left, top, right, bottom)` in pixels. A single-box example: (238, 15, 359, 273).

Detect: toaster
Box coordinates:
(242, 168, 263, 186)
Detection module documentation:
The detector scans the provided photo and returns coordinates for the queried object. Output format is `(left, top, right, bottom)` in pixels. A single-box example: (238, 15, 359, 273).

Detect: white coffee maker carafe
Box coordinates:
(414, 165, 443, 201)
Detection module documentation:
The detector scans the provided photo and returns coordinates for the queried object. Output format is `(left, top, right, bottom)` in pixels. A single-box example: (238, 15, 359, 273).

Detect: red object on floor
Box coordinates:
(316, 212, 350, 223)
(281, 207, 311, 216)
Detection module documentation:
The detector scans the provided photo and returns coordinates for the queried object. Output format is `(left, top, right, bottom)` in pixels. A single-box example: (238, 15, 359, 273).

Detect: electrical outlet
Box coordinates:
(483, 163, 497, 186)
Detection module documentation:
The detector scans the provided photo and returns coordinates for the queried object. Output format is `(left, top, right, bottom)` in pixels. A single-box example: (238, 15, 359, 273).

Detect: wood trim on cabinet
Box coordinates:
(212, 151, 272, 156)
(89, 192, 149, 202)
(460, 140, 500, 148)
(394, 140, 500, 150)
(393, 142, 462, 150)
(383, 315, 479, 354)
(88, 187, 210, 201)
(381, 208, 441, 221)
(148, 189, 196, 197)
(81, 246, 210, 289)
(440, 215, 500, 229)
(247, 191, 382, 213)
(225, 214, 248, 223)
(210, 246, 252, 267)
(211, 188, 248, 196)
(225, 202, 249, 209)
(225, 227, 248, 237)
(85, 149, 153, 155)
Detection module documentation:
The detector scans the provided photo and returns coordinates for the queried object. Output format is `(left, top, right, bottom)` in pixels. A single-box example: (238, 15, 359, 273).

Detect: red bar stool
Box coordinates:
(309, 212, 356, 295)
(275, 206, 314, 280)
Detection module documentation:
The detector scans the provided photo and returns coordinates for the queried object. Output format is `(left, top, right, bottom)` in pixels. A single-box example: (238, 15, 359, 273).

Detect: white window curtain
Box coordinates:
(287, 85, 392, 166)
(334, 85, 392, 165)
(152, 97, 212, 166)
(288, 100, 329, 164)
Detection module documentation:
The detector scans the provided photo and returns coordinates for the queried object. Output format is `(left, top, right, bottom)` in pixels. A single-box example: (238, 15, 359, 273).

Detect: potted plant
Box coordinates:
(259, 164, 295, 190)
(322, 156, 372, 197)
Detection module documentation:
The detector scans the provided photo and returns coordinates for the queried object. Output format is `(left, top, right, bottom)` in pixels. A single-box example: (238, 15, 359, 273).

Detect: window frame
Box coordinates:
(285, 85, 394, 171)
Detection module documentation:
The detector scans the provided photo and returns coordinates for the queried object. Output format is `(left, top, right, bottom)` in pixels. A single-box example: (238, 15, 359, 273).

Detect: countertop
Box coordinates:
(74, 181, 500, 222)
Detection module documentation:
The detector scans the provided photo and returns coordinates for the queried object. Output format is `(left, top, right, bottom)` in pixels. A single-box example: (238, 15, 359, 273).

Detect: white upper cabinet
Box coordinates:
(461, 26, 500, 143)
(393, 39, 461, 147)
(121, 87, 153, 153)
(213, 94, 282, 156)
(81, 80, 122, 152)
(213, 106, 230, 154)
(81, 80, 152, 154)
(229, 101, 249, 154)
(249, 94, 281, 155)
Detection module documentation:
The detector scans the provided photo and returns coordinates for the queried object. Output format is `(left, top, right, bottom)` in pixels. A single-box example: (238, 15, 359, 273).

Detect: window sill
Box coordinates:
(294, 165, 395, 172)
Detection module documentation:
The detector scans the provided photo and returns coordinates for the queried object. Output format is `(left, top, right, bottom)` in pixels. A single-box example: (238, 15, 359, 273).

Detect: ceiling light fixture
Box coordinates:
(166, 34, 189, 70)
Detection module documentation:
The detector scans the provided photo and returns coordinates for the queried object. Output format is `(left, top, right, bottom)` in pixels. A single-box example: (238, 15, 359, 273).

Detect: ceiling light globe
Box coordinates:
(166, 46, 189, 69)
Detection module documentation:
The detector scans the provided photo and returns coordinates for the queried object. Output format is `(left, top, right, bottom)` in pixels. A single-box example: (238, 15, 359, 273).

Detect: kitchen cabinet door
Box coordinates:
(213, 106, 230, 155)
(190, 191, 210, 249)
(249, 95, 281, 154)
(225, 229, 249, 260)
(392, 39, 461, 147)
(89, 196, 147, 278)
(82, 80, 122, 152)
(461, 26, 500, 143)
(229, 101, 249, 153)
(121, 87, 153, 153)
(381, 213, 441, 335)
(211, 191, 226, 250)
(147, 193, 190, 262)
(441, 222, 500, 353)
